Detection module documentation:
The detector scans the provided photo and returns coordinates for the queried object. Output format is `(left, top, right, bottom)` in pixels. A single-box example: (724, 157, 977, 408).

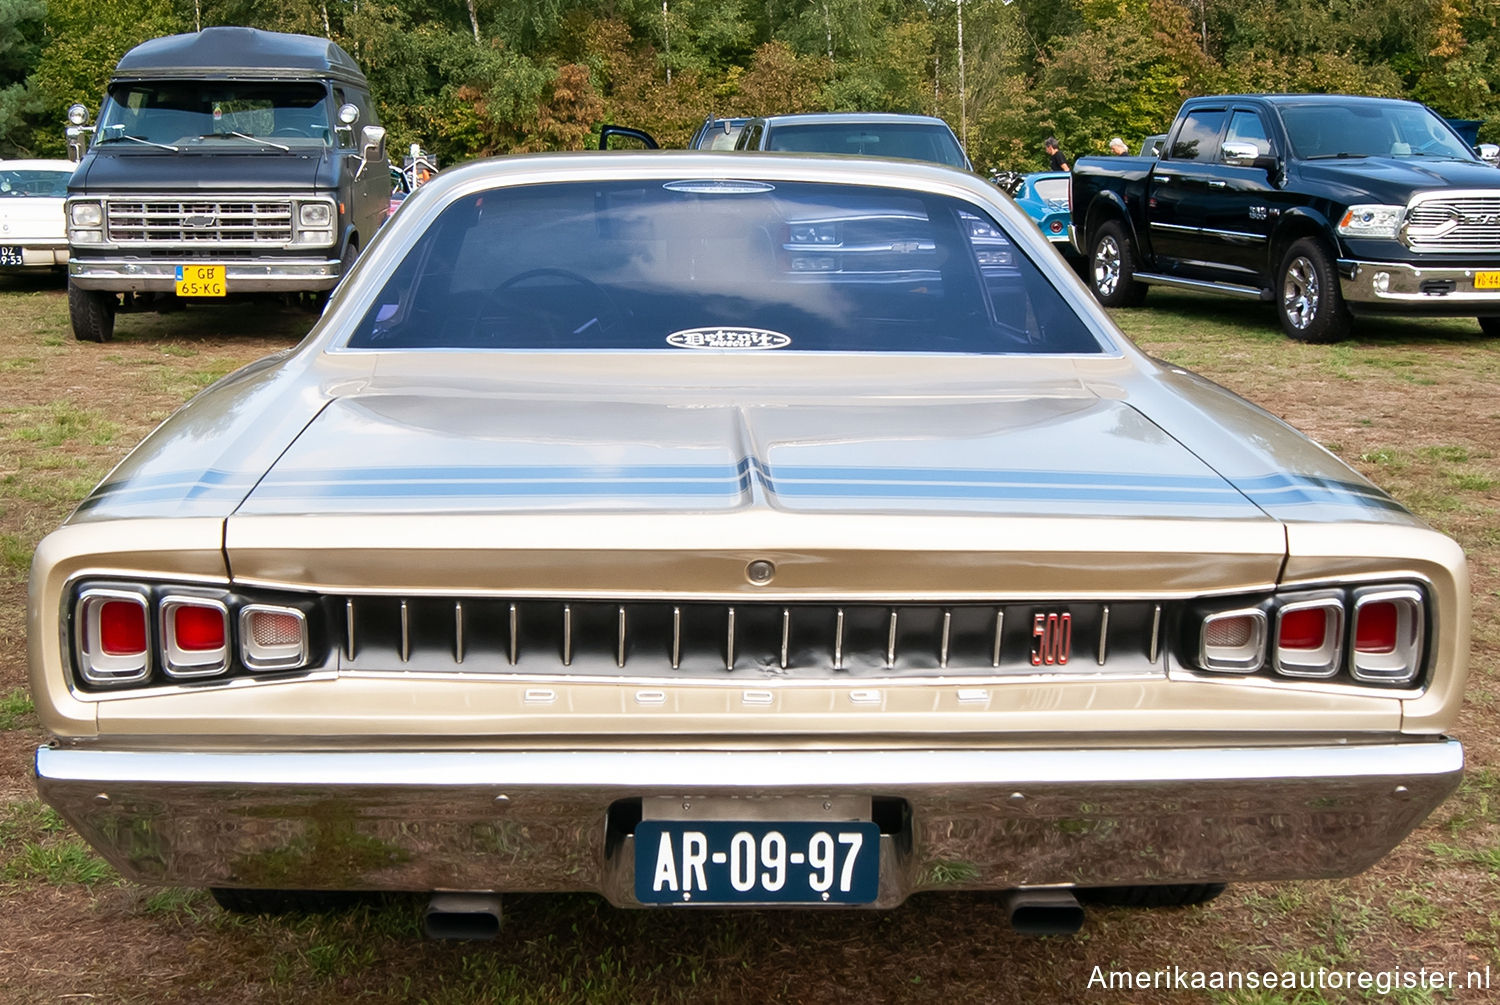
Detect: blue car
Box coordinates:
(1010, 171, 1075, 255)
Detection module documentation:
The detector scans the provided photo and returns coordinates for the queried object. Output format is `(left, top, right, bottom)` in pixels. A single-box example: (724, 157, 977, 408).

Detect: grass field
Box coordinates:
(0, 273, 1496, 1004)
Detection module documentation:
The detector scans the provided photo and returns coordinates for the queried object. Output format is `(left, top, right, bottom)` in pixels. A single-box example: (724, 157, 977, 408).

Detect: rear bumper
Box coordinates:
(68, 256, 340, 293)
(0, 241, 68, 267)
(35, 740, 1462, 907)
(1339, 258, 1500, 313)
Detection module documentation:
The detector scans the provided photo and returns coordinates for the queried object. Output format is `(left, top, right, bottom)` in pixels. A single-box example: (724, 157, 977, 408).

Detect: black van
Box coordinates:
(64, 27, 390, 341)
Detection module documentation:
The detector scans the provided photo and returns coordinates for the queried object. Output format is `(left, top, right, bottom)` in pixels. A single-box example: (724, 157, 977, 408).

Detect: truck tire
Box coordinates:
(1478, 317, 1500, 337)
(1079, 883, 1227, 908)
(1088, 220, 1147, 308)
(68, 282, 116, 343)
(1276, 238, 1350, 343)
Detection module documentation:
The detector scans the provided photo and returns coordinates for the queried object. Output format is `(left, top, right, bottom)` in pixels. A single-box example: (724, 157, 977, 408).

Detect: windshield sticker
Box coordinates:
(663, 180, 776, 195)
(667, 327, 792, 350)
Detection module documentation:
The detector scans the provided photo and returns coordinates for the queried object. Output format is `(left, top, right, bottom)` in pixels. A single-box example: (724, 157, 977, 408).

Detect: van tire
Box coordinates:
(69, 282, 116, 342)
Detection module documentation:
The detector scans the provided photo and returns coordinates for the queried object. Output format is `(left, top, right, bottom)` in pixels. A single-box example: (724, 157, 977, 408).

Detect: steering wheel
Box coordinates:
(482, 268, 626, 341)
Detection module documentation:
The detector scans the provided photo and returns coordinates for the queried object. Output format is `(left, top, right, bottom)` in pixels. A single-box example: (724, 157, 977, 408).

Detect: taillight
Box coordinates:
(1273, 597, 1343, 678)
(240, 605, 309, 671)
(160, 596, 230, 678)
(1351, 587, 1424, 684)
(1199, 609, 1266, 673)
(75, 588, 151, 684)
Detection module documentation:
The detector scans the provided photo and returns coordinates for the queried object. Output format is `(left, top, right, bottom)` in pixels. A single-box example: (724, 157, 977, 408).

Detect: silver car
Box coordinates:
(30, 153, 1465, 936)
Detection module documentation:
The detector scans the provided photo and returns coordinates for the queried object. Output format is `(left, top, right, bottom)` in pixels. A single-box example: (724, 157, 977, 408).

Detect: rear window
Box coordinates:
(761, 123, 969, 168)
(346, 180, 1100, 355)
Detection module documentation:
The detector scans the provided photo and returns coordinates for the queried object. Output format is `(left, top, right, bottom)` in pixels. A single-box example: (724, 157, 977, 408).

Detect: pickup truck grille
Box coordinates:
(1406, 196, 1500, 252)
(105, 199, 294, 245)
(338, 596, 1165, 681)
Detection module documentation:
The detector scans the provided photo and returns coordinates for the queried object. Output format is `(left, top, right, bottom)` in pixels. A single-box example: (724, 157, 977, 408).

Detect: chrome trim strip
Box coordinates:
(1149, 604, 1161, 665)
(726, 606, 736, 670)
(671, 606, 681, 670)
(508, 603, 518, 666)
(617, 606, 627, 668)
(992, 610, 1004, 667)
(888, 610, 899, 668)
(563, 604, 573, 666)
(399, 600, 410, 663)
(454, 602, 465, 665)
(834, 608, 845, 670)
(940, 610, 951, 669)
(1134, 272, 1266, 299)
(1097, 605, 1110, 666)
(781, 608, 791, 670)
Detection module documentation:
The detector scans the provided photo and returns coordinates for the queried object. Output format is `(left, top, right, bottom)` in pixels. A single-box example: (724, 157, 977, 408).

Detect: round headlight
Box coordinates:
(337, 103, 359, 126)
(67, 103, 91, 126)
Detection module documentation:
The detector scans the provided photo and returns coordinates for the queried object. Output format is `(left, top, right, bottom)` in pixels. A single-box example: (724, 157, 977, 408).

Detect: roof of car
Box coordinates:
(1185, 93, 1427, 108)
(754, 112, 957, 127)
(112, 27, 369, 86)
(0, 159, 77, 172)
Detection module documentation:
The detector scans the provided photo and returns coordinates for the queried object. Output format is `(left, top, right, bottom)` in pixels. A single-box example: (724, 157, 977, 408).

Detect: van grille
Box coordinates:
(1406, 196, 1500, 253)
(105, 199, 294, 245)
(338, 596, 1165, 681)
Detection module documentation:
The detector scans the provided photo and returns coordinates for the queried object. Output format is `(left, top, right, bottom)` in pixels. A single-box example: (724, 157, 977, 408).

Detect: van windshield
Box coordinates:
(96, 81, 333, 148)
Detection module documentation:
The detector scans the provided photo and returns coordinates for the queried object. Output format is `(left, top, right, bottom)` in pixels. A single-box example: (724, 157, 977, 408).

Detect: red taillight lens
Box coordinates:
(100, 600, 148, 655)
(1279, 608, 1326, 650)
(174, 604, 226, 651)
(1354, 601, 1398, 654)
(160, 596, 229, 678)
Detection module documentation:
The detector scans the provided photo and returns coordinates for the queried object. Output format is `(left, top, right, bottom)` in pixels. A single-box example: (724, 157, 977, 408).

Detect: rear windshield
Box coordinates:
(761, 123, 968, 168)
(345, 180, 1100, 355)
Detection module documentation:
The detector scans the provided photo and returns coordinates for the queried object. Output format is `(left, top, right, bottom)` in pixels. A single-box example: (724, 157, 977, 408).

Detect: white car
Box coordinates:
(0, 159, 73, 270)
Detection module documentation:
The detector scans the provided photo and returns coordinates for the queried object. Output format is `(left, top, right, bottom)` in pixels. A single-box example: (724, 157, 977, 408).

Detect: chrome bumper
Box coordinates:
(35, 741, 1462, 907)
(68, 257, 340, 293)
(1339, 259, 1500, 308)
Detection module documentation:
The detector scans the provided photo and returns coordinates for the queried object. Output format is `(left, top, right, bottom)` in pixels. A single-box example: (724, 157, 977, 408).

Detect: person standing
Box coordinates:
(1044, 136, 1069, 171)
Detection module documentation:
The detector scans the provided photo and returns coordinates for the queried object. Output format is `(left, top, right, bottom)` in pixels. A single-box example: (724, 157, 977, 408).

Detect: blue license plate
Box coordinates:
(635, 820, 880, 905)
(0, 246, 23, 266)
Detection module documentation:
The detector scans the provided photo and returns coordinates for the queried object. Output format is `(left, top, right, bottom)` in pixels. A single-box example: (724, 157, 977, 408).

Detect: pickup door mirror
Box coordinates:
(1478, 143, 1500, 166)
(1223, 140, 1280, 175)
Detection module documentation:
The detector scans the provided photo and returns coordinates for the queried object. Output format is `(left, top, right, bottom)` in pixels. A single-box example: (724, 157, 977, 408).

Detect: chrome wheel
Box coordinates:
(1093, 235, 1121, 298)
(1281, 255, 1319, 330)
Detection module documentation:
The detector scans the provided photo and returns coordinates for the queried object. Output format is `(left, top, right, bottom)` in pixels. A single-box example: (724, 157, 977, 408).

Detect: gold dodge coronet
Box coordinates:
(29, 153, 1468, 935)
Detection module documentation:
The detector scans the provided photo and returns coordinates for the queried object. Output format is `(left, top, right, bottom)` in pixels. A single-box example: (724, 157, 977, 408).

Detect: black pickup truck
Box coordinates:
(1071, 94, 1500, 341)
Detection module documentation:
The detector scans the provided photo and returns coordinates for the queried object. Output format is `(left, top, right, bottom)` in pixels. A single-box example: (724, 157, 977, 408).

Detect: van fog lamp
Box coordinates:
(1373, 272, 1391, 294)
(1199, 609, 1266, 673)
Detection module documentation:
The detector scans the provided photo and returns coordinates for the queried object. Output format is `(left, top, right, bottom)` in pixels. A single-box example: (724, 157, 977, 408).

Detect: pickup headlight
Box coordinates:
(1337, 204, 1406, 239)
(69, 202, 103, 228)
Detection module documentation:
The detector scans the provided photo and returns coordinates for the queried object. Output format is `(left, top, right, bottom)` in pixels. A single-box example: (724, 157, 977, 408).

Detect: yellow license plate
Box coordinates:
(175, 264, 226, 297)
(1476, 271, 1500, 290)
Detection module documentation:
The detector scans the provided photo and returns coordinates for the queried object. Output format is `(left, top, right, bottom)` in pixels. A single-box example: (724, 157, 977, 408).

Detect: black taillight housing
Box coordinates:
(68, 580, 328, 692)
(1181, 583, 1428, 688)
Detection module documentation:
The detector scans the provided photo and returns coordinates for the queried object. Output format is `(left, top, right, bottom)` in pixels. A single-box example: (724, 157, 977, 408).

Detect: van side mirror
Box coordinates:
(355, 124, 386, 179)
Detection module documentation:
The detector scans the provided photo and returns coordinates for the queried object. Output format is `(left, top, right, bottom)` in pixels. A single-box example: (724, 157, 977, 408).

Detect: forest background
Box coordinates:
(0, 0, 1497, 173)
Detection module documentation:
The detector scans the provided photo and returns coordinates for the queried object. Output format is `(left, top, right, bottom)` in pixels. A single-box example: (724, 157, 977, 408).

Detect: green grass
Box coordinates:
(5, 402, 119, 448)
(0, 687, 34, 730)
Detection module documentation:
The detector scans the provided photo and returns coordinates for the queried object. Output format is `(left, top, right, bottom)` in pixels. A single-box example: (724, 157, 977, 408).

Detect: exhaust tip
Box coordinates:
(424, 892, 502, 940)
(1003, 887, 1084, 936)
